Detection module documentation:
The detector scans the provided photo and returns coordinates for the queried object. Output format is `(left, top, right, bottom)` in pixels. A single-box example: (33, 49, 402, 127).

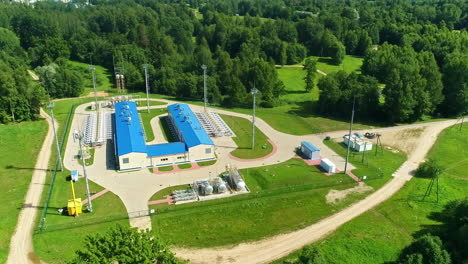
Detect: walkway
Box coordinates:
(7, 109, 55, 264)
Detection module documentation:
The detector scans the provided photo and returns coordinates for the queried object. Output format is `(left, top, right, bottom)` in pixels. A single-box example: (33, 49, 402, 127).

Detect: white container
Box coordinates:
(320, 158, 336, 173)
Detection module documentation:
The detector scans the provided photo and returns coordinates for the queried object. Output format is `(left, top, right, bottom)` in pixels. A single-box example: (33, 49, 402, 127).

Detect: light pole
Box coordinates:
(251, 87, 259, 150)
(47, 103, 63, 172)
(202, 64, 207, 111)
(89, 65, 98, 111)
(143, 64, 150, 113)
(344, 97, 356, 174)
(77, 131, 93, 212)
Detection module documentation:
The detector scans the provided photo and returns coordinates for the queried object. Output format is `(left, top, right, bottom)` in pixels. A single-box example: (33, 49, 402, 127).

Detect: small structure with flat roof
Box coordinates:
(300, 141, 320, 160)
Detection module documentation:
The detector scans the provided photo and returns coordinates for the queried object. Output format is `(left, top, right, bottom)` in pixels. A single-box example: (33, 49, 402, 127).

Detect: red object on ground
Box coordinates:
(82, 189, 110, 205)
(148, 195, 174, 205)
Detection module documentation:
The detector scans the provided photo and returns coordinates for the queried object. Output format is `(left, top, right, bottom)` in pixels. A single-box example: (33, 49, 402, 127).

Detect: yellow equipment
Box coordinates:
(68, 180, 82, 216)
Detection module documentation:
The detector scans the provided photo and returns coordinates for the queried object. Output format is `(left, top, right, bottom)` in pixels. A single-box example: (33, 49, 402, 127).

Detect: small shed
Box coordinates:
(355, 141, 373, 152)
(320, 158, 336, 173)
(300, 141, 320, 160)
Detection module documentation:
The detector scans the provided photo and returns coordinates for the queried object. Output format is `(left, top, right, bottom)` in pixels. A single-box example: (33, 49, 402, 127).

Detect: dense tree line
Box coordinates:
(0, 0, 467, 123)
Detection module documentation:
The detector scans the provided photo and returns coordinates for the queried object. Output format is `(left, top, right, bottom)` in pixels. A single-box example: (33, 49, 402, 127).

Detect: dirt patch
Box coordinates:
(86, 91, 109, 97)
(374, 127, 426, 154)
(326, 184, 373, 204)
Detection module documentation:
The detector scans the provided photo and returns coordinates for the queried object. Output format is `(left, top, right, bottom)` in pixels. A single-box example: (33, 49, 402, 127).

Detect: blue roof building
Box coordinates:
(167, 104, 214, 148)
(300, 141, 320, 160)
(114, 101, 147, 156)
(147, 142, 187, 157)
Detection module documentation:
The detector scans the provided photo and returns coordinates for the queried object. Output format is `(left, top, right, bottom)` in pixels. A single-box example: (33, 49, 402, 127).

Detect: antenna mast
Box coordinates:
(202, 65, 208, 111)
(251, 86, 259, 150)
(47, 103, 63, 172)
(144, 64, 150, 113)
(89, 65, 98, 110)
(78, 132, 93, 212)
(344, 97, 356, 173)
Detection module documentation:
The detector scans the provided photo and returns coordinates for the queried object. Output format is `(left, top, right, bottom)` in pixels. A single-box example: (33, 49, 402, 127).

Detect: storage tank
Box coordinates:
(203, 181, 213, 195)
(217, 182, 227, 193)
(236, 181, 246, 191)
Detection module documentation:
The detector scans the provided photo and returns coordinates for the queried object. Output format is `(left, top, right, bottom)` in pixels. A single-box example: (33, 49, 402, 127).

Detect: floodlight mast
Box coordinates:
(89, 65, 98, 111)
(202, 64, 207, 111)
(344, 97, 356, 174)
(47, 103, 63, 172)
(144, 64, 150, 113)
(78, 132, 93, 212)
(251, 87, 259, 150)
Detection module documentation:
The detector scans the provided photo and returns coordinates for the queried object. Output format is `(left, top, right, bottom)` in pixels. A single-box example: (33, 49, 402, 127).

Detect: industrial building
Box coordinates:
(113, 101, 215, 171)
(300, 141, 320, 160)
(320, 158, 336, 173)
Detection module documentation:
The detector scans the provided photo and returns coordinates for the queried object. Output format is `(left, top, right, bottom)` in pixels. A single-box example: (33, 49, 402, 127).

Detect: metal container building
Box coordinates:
(320, 158, 336, 173)
(300, 141, 320, 160)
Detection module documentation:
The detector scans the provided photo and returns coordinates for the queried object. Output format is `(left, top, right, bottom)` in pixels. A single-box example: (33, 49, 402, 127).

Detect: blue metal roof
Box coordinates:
(167, 103, 214, 148)
(301, 141, 320, 152)
(114, 101, 147, 156)
(147, 142, 188, 157)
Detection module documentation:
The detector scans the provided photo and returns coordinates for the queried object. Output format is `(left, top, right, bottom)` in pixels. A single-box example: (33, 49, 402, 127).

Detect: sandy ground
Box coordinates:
(6, 109, 54, 264)
(326, 184, 374, 204)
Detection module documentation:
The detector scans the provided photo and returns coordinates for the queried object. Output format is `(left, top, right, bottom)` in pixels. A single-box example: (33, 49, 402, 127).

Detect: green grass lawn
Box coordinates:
(67, 61, 116, 95)
(276, 67, 319, 103)
(151, 158, 364, 247)
(33, 98, 129, 263)
(197, 160, 217, 167)
(309, 55, 363, 74)
(0, 121, 48, 263)
(323, 139, 406, 190)
(135, 100, 167, 107)
(178, 163, 192, 169)
(158, 165, 174, 172)
(149, 184, 190, 202)
(277, 125, 468, 264)
(138, 109, 168, 142)
(220, 114, 273, 159)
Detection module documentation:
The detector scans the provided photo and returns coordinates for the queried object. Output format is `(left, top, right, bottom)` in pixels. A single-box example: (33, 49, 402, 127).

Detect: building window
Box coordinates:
(205, 148, 211, 154)
(122, 158, 129, 164)
(177, 156, 184, 159)
(161, 158, 168, 161)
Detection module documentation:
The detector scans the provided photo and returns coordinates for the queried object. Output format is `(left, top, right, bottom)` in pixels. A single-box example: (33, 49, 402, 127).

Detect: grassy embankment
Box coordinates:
(149, 152, 404, 248)
(67, 61, 115, 96)
(220, 114, 273, 159)
(33, 98, 129, 263)
(277, 124, 468, 264)
(0, 121, 48, 263)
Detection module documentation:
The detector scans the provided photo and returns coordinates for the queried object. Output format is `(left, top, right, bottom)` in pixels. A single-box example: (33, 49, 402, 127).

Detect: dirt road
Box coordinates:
(174, 121, 456, 264)
(6, 109, 54, 264)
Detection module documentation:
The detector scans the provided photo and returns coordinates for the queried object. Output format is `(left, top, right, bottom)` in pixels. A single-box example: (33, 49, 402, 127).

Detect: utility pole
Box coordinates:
(47, 103, 63, 172)
(344, 97, 356, 173)
(78, 132, 93, 212)
(89, 65, 98, 111)
(202, 64, 208, 111)
(251, 86, 259, 150)
(143, 64, 150, 113)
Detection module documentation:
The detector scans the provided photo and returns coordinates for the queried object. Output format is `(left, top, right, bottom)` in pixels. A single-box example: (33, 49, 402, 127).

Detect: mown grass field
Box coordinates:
(0, 121, 48, 263)
(323, 139, 406, 190)
(220, 114, 273, 159)
(151, 158, 364, 247)
(277, 67, 318, 103)
(198, 159, 217, 167)
(311, 55, 364, 74)
(33, 98, 129, 263)
(277, 124, 468, 264)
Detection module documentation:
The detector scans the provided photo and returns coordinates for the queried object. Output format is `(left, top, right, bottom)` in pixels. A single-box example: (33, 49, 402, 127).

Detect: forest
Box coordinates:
(0, 0, 467, 123)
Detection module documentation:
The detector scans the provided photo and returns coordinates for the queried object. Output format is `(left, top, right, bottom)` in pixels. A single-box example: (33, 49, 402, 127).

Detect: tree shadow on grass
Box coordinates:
(5, 165, 54, 172)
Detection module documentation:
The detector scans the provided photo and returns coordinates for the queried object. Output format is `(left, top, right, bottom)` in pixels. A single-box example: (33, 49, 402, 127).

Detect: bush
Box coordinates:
(415, 159, 443, 178)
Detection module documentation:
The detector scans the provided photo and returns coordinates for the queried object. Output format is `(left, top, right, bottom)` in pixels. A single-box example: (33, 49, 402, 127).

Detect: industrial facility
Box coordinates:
(343, 134, 373, 152)
(114, 101, 216, 171)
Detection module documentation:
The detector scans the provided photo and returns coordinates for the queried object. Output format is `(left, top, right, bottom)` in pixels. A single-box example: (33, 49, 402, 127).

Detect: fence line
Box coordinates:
(38, 104, 75, 232)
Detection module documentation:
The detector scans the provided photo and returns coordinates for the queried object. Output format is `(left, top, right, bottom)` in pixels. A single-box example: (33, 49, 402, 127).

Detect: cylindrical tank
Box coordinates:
(217, 183, 227, 193)
(236, 181, 246, 191)
(204, 182, 213, 195)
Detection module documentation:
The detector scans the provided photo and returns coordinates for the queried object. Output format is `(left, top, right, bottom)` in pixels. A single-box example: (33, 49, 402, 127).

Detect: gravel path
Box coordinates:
(6, 109, 55, 264)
